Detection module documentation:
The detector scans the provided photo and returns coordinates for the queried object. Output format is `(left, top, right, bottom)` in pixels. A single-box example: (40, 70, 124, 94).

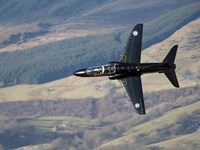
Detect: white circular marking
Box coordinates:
(133, 30, 138, 36)
(135, 103, 140, 108)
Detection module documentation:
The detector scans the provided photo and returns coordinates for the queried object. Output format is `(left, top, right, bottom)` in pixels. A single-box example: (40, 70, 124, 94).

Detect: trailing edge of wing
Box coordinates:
(119, 76, 145, 115)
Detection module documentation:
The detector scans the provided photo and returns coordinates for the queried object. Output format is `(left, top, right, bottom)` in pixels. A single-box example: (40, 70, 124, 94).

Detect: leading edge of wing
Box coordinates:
(119, 24, 143, 64)
(119, 76, 145, 115)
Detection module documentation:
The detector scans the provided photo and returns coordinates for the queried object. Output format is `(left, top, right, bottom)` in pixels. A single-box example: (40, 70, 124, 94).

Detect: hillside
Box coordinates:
(2, 0, 197, 52)
(0, 85, 199, 149)
(0, 18, 199, 102)
(0, 20, 200, 149)
(142, 18, 200, 90)
(0, 1, 200, 150)
(97, 100, 200, 150)
(0, 2, 200, 87)
(1, 0, 199, 26)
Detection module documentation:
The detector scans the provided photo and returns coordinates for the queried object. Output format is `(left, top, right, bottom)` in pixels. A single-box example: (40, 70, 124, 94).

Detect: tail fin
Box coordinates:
(163, 45, 180, 88)
(162, 45, 178, 63)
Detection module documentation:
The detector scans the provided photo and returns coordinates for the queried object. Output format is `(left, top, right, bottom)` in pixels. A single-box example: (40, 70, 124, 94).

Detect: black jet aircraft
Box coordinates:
(73, 24, 179, 115)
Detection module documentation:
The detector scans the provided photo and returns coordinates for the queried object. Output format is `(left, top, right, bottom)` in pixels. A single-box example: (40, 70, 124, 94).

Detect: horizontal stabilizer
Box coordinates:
(163, 69, 179, 88)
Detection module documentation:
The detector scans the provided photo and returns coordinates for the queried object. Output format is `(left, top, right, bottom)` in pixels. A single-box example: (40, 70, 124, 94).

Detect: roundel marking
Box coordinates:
(135, 103, 140, 108)
(133, 30, 138, 36)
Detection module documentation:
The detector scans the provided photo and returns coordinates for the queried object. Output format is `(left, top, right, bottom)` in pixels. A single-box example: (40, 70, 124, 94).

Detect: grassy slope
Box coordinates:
(148, 131, 200, 150)
(143, 18, 200, 79)
(0, 2, 199, 87)
(0, 24, 118, 52)
(8, 17, 200, 150)
(0, 0, 198, 25)
(97, 101, 200, 149)
(0, 0, 199, 52)
(0, 18, 199, 102)
(0, 77, 120, 101)
(142, 18, 200, 91)
(26, 116, 98, 132)
(0, 2, 199, 150)
(12, 98, 200, 150)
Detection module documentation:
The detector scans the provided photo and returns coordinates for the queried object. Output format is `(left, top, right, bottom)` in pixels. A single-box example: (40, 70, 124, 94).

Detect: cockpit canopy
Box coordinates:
(86, 64, 116, 76)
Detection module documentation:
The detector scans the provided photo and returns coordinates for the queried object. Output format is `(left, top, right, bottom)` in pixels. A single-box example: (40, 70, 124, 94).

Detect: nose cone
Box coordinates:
(73, 69, 87, 77)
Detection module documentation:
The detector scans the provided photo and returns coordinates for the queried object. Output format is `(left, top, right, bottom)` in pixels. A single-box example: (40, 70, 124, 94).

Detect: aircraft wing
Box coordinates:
(119, 24, 143, 64)
(119, 76, 145, 115)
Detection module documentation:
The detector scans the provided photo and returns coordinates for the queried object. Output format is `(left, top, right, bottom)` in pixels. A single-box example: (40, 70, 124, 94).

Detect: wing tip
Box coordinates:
(134, 103, 146, 115)
(138, 111, 146, 115)
(133, 23, 143, 29)
(136, 109, 146, 115)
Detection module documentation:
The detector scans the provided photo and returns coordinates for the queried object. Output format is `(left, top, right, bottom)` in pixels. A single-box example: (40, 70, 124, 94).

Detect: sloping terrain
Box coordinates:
(1, 0, 198, 25)
(0, 18, 199, 102)
(1, 19, 200, 149)
(0, 1, 200, 150)
(148, 131, 200, 150)
(0, 0, 199, 52)
(97, 100, 200, 150)
(142, 18, 200, 91)
(0, 86, 199, 149)
(0, 2, 199, 87)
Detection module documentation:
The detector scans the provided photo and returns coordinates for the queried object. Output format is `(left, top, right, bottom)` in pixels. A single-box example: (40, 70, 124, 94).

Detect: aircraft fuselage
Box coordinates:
(73, 24, 179, 115)
(73, 62, 176, 79)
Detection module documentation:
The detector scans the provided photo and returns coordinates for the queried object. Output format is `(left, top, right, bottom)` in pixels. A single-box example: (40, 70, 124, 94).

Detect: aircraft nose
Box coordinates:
(73, 69, 87, 77)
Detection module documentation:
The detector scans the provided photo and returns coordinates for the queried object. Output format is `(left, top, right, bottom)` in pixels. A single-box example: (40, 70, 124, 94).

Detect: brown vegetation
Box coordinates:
(0, 86, 199, 149)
